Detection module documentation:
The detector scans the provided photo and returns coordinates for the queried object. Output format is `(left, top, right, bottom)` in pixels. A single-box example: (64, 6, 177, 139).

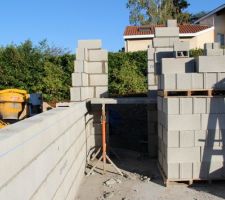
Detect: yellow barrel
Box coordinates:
(0, 89, 29, 120)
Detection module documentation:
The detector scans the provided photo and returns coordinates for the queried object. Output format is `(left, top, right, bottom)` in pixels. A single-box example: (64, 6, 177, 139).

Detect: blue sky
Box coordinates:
(0, 0, 224, 53)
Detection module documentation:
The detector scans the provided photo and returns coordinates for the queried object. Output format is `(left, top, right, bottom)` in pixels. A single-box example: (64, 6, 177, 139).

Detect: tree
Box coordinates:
(127, 0, 190, 25)
(190, 11, 207, 23)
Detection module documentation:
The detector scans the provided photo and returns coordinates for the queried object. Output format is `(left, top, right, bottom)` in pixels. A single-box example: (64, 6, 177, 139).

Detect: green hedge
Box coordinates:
(0, 40, 74, 102)
(108, 51, 148, 97)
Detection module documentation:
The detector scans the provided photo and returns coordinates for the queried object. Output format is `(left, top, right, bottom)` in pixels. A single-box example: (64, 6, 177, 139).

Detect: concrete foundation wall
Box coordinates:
(0, 102, 99, 199)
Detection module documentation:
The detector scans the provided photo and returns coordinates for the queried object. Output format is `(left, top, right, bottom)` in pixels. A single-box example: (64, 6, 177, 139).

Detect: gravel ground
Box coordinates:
(75, 149, 225, 200)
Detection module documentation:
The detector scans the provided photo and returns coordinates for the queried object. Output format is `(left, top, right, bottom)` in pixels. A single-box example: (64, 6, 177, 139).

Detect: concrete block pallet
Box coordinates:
(157, 95, 225, 186)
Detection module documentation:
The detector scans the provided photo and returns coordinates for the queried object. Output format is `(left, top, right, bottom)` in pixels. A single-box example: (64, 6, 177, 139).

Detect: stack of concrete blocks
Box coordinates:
(147, 20, 179, 157)
(70, 40, 108, 102)
(70, 40, 109, 157)
(157, 42, 225, 182)
(204, 43, 225, 56)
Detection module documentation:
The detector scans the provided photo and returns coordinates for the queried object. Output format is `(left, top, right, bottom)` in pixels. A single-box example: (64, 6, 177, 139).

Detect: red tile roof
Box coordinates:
(124, 24, 210, 36)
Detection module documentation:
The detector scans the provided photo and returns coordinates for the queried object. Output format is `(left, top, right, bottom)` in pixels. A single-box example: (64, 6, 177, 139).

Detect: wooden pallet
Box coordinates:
(157, 162, 225, 187)
(158, 89, 225, 97)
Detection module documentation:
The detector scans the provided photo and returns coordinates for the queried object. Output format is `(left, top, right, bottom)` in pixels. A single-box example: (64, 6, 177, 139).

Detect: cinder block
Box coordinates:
(72, 73, 82, 87)
(81, 87, 94, 100)
(167, 163, 180, 179)
(167, 147, 201, 162)
(95, 86, 108, 98)
(72, 73, 89, 87)
(148, 48, 155, 60)
(155, 48, 174, 63)
(201, 114, 225, 130)
(148, 61, 155, 73)
(180, 163, 193, 179)
(204, 73, 218, 88)
(76, 48, 88, 60)
(70, 87, 81, 101)
(206, 97, 225, 113)
(194, 130, 207, 147)
(155, 27, 179, 37)
(217, 73, 225, 89)
(177, 73, 192, 90)
(169, 37, 179, 46)
(84, 62, 103, 74)
(197, 56, 225, 72)
(207, 130, 221, 147)
(89, 74, 108, 86)
(167, 20, 177, 27)
(201, 146, 225, 162)
(205, 49, 224, 56)
(180, 98, 193, 114)
(193, 98, 207, 114)
(103, 62, 108, 73)
(174, 41, 190, 51)
(74, 60, 84, 72)
(213, 42, 220, 49)
(148, 73, 156, 85)
(153, 38, 170, 48)
(180, 130, 195, 147)
(204, 43, 213, 50)
(163, 98, 179, 114)
(174, 42, 190, 58)
(161, 58, 195, 74)
(78, 40, 102, 49)
(164, 130, 180, 148)
(88, 49, 108, 61)
(167, 114, 201, 131)
(192, 73, 204, 89)
(193, 162, 208, 179)
(159, 74, 176, 90)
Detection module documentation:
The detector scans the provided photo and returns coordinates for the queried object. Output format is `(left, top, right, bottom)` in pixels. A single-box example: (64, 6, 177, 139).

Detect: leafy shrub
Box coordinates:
(108, 51, 147, 97)
(0, 40, 74, 102)
(189, 48, 204, 57)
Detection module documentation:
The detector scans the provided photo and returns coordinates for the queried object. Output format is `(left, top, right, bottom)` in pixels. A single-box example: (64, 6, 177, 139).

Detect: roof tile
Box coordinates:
(124, 24, 210, 36)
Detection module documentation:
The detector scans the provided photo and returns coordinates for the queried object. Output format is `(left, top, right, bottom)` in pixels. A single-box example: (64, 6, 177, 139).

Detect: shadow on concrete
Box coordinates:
(190, 79, 225, 199)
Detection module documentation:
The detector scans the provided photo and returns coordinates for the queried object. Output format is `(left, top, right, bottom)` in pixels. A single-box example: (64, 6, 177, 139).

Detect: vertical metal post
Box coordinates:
(102, 104, 106, 173)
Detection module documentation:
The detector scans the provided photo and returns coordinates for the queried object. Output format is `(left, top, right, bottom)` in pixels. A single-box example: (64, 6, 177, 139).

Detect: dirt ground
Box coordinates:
(76, 149, 225, 200)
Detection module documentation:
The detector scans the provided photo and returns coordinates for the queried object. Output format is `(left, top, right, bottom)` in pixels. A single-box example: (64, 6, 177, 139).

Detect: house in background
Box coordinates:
(124, 24, 214, 52)
(195, 3, 225, 46)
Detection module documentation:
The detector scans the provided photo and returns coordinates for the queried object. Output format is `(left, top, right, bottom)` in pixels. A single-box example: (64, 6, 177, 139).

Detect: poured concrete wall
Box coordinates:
(0, 102, 98, 199)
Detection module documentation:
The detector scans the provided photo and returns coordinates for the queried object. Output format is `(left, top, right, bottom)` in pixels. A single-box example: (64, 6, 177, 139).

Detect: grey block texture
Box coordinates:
(161, 58, 195, 74)
(78, 40, 102, 49)
(70, 40, 108, 101)
(167, 20, 177, 27)
(158, 96, 225, 181)
(155, 27, 179, 37)
(197, 56, 225, 72)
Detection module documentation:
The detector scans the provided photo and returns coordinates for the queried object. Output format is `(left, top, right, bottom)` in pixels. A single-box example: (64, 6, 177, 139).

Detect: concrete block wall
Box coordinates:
(70, 40, 108, 156)
(0, 102, 97, 199)
(158, 96, 225, 180)
(70, 40, 108, 102)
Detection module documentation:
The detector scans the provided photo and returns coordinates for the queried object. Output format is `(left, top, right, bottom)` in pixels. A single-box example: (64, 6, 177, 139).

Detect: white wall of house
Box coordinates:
(199, 9, 225, 45)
